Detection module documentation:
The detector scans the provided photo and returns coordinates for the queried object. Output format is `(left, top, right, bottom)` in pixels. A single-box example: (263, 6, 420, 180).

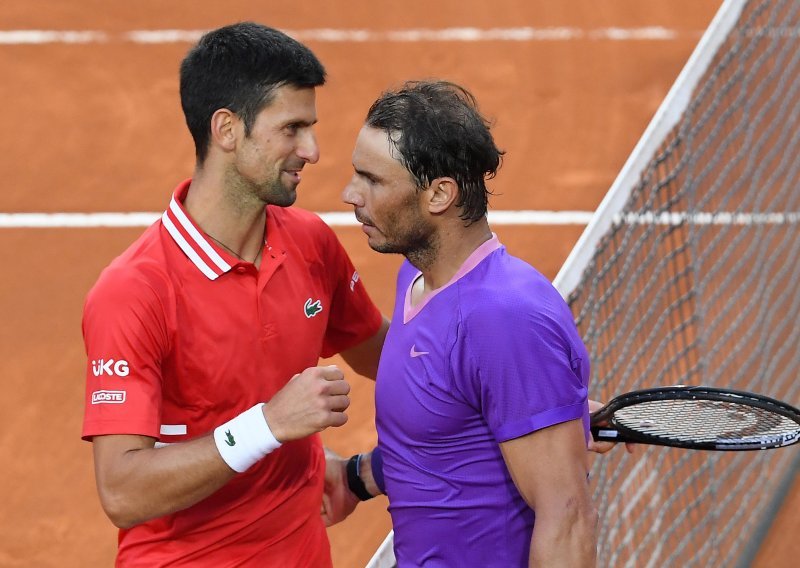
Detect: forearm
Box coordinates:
(499, 419, 598, 568)
(96, 365, 349, 529)
(94, 434, 235, 528)
(97, 402, 282, 528)
(528, 500, 597, 568)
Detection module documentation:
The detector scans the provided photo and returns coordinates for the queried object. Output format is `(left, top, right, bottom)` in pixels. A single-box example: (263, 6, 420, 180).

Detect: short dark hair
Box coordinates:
(180, 22, 326, 163)
(365, 80, 504, 223)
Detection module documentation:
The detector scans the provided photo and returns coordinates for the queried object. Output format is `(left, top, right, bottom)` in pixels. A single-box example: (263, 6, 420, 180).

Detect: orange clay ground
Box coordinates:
(0, 1, 797, 566)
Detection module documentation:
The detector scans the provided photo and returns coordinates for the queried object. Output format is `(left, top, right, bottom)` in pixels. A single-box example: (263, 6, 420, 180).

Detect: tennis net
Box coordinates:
(559, 0, 800, 565)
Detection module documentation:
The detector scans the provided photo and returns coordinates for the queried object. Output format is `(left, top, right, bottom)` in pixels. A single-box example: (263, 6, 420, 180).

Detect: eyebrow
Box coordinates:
(353, 167, 381, 182)
(284, 118, 318, 128)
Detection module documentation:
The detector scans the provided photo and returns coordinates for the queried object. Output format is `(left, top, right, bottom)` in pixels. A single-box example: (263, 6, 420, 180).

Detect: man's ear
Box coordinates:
(209, 108, 238, 153)
(427, 177, 459, 214)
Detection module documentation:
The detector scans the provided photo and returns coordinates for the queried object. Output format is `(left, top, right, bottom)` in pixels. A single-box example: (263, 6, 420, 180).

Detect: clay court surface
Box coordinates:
(1, 1, 797, 566)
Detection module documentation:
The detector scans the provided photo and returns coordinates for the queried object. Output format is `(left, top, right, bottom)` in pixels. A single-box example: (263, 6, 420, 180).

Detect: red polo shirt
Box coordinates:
(82, 179, 383, 567)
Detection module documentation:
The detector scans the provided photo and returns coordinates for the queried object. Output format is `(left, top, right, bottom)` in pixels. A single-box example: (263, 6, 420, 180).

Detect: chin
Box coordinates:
(264, 188, 297, 208)
(369, 240, 403, 255)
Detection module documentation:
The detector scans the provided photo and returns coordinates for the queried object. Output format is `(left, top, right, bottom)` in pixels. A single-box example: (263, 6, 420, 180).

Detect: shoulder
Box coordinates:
(463, 249, 561, 311)
(459, 249, 571, 333)
(85, 226, 172, 317)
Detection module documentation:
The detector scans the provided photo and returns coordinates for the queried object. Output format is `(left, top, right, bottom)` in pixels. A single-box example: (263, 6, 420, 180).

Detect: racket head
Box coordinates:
(590, 386, 800, 451)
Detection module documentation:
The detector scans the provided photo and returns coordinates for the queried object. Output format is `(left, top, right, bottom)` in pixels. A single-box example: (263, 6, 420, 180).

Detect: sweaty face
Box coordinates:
(342, 126, 435, 256)
(231, 85, 320, 207)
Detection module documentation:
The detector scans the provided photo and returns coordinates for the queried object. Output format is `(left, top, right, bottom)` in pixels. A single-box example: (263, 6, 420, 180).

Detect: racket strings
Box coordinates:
(613, 399, 800, 444)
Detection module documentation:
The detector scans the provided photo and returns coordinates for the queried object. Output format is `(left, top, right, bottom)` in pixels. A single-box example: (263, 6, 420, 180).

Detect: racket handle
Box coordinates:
(591, 426, 627, 442)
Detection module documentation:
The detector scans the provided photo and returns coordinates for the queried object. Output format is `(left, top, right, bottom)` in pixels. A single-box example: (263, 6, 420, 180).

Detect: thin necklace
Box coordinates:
(206, 232, 260, 264)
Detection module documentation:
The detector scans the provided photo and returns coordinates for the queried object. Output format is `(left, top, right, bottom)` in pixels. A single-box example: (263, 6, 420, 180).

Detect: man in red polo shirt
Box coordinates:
(82, 23, 387, 566)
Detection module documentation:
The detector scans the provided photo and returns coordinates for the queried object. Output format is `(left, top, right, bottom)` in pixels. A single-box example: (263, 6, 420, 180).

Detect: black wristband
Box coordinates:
(346, 454, 375, 501)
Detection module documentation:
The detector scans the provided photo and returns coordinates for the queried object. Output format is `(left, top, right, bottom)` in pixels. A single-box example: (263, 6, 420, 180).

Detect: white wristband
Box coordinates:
(213, 403, 282, 473)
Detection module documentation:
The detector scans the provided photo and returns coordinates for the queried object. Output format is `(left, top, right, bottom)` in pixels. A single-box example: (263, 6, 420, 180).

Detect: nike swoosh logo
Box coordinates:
(410, 344, 429, 358)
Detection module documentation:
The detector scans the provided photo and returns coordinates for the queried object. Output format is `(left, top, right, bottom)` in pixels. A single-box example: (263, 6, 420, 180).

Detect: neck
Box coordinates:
(413, 217, 492, 293)
(184, 166, 267, 263)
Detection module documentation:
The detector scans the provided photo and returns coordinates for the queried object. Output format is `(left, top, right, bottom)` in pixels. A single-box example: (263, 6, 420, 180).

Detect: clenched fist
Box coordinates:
(262, 365, 351, 442)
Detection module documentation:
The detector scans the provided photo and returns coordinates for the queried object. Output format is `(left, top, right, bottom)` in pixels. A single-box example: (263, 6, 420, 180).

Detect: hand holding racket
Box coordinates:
(587, 399, 635, 454)
(590, 386, 800, 451)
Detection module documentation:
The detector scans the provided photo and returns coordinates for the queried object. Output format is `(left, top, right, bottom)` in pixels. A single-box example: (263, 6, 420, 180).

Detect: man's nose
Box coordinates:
(341, 178, 363, 206)
(297, 130, 320, 164)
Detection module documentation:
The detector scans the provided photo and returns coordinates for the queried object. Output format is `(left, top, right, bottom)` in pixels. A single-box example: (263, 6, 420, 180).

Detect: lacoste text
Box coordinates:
(91, 390, 127, 404)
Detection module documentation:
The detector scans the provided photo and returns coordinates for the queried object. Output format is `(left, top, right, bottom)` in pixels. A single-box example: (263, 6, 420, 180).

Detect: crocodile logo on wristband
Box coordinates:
(225, 430, 236, 446)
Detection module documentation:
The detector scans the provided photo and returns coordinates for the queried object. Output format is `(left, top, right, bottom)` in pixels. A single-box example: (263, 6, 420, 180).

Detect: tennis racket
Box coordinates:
(590, 386, 800, 451)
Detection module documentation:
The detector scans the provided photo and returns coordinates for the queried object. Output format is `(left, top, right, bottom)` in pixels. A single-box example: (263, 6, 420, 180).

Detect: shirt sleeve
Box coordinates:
(316, 224, 383, 358)
(450, 286, 589, 443)
(81, 266, 169, 440)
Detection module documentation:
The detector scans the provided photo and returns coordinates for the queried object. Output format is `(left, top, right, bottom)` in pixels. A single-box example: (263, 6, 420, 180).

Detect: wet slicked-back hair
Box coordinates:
(365, 80, 504, 223)
(180, 22, 326, 163)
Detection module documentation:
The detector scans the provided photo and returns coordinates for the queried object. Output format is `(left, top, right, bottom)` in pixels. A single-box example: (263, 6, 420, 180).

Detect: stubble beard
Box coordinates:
(257, 173, 298, 208)
(370, 213, 438, 272)
(225, 165, 298, 210)
(264, 187, 297, 208)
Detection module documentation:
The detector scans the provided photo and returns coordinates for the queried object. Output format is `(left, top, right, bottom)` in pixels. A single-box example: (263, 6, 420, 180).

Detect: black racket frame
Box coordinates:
(590, 385, 800, 451)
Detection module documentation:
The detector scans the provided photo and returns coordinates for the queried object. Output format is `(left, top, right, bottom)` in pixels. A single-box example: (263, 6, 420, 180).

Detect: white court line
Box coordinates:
(0, 27, 699, 45)
(0, 212, 161, 227)
(0, 211, 595, 228)
(0, 30, 107, 44)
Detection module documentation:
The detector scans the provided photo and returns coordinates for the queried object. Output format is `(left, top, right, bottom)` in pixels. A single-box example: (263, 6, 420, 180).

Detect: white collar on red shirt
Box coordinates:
(160, 180, 236, 281)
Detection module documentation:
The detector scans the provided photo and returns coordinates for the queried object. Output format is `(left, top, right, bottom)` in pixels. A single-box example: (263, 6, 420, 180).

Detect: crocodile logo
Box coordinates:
(224, 430, 236, 447)
(304, 298, 323, 318)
